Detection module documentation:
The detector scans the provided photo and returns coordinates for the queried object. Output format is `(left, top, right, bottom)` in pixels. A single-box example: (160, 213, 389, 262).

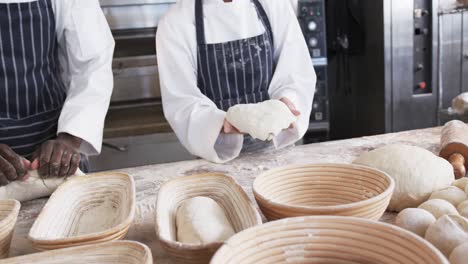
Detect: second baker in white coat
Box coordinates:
(157, 0, 316, 163)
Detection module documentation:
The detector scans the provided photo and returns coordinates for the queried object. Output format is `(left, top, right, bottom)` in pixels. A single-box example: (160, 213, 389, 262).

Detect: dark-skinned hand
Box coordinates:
(31, 133, 82, 178)
(0, 144, 30, 186)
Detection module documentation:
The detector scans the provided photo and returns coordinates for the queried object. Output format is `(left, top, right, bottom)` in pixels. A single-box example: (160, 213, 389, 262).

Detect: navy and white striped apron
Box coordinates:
(0, 0, 65, 157)
(196, 0, 276, 152)
(0, 0, 89, 172)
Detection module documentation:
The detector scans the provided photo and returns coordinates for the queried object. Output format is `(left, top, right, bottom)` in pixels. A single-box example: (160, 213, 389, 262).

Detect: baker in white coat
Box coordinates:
(157, 0, 316, 163)
(0, 0, 114, 184)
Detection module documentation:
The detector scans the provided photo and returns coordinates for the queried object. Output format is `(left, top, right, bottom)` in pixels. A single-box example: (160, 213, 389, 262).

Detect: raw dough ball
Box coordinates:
(425, 214, 468, 257)
(418, 199, 459, 219)
(452, 178, 468, 190)
(176, 196, 235, 244)
(0, 169, 85, 202)
(429, 186, 468, 206)
(457, 200, 468, 218)
(353, 144, 454, 212)
(226, 100, 297, 141)
(449, 242, 468, 264)
(451, 92, 468, 115)
(394, 208, 436, 237)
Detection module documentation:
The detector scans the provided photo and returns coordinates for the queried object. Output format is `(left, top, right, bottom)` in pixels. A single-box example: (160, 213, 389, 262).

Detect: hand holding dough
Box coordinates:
(0, 169, 85, 202)
(176, 196, 235, 244)
(226, 100, 297, 141)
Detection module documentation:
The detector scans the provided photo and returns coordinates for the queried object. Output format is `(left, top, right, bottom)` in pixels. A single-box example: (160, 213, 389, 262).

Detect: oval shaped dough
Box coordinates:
(394, 208, 436, 237)
(425, 214, 468, 257)
(429, 186, 468, 206)
(418, 199, 459, 219)
(452, 178, 468, 190)
(0, 169, 85, 202)
(353, 144, 454, 212)
(449, 242, 468, 264)
(457, 200, 468, 218)
(226, 100, 297, 141)
(176, 196, 235, 245)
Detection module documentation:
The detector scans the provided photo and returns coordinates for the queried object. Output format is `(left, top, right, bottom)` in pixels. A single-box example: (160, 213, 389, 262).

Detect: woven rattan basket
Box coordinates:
(253, 163, 395, 221)
(0, 241, 152, 264)
(156, 173, 262, 264)
(0, 200, 20, 259)
(211, 216, 449, 264)
(28, 172, 135, 250)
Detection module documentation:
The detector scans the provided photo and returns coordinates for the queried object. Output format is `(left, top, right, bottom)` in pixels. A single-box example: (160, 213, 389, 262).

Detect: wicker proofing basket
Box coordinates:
(211, 216, 449, 264)
(28, 172, 136, 250)
(155, 173, 262, 264)
(0, 200, 20, 259)
(0, 241, 152, 264)
(253, 164, 395, 221)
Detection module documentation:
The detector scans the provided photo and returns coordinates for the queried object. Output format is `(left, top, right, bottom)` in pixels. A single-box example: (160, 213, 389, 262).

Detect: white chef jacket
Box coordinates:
(157, 0, 316, 163)
(0, 0, 114, 156)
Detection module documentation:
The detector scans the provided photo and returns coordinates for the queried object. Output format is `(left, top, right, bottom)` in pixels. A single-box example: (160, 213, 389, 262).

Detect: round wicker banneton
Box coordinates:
(156, 173, 262, 264)
(0, 200, 20, 259)
(253, 164, 395, 221)
(0, 241, 152, 264)
(28, 172, 135, 250)
(211, 216, 449, 264)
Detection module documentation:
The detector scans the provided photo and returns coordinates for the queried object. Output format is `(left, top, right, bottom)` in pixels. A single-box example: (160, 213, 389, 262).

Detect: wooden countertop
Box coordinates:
(9, 127, 443, 262)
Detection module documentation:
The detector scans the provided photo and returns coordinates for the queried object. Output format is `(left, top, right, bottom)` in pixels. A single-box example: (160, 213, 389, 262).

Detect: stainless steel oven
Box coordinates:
(91, 0, 195, 171)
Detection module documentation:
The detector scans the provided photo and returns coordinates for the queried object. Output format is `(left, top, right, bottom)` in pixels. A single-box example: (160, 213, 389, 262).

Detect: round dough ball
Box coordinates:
(457, 200, 468, 218)
(425, 214, 468, 257)
(353, 145, 454, 212)
(452, 178, 468, 190)
(418, 199, 459, 219)
(394, 208, 436, 237)
(176, 196, 235, 244)
(429, 186, 468, 206)
(449, 242, 468, 264)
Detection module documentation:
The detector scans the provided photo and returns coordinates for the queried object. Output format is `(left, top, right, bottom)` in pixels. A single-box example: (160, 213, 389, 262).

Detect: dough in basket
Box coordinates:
(176, 196, 235, 244)
(0, 169, 85, 202)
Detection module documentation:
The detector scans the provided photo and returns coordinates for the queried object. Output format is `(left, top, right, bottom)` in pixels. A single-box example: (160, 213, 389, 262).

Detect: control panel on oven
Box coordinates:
(413, 0, 432, 95)
(298, 0, 327, 62)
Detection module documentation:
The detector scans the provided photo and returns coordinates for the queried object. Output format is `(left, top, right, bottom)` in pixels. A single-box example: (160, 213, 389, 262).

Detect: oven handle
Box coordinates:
(103, 142, 128, 152)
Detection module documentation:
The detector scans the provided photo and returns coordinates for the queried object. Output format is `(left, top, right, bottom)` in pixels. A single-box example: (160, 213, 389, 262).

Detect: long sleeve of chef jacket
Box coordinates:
(157, 0, 316, 163)
(52, 0, 114, 155)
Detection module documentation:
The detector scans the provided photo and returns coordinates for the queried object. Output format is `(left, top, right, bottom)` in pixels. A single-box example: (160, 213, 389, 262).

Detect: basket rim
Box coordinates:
(253, 163, 395, 212)
(1, 240, 152, 263)
(155, 172, 262, 251)
(211, 215, 448, 264)
(28, 172, 136, 244)
(0, 199, 20, 228)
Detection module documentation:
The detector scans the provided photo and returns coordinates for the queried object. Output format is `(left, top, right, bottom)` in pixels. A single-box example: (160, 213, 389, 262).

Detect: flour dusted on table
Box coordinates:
(176, 196, 235, 244)
(226, 100, 297, 141)
(0, 169, 85, 202)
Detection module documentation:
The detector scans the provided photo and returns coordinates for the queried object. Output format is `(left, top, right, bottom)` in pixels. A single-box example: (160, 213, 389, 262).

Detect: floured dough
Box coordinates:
(449, 242, 468, 264)
(0, 169, 85, 202)
(395, 208, 436, 237)
(452, 178, 468, 190)
(353, 144, 454, 212)
(457, 200, 468, 218)
(451, 93, 468, 115)
(425, 214, 468, 257)
(176, 196, 235, 244)
(418, 199, 459, 219)
(429, 186, 468, 206)
(226, 100, 297, 141)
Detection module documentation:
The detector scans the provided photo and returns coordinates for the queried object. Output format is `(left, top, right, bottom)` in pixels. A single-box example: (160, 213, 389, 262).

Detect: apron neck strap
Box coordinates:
(195, 0, 273, 46)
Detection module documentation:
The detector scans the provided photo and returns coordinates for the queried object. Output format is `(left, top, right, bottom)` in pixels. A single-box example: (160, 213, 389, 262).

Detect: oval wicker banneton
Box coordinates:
(155, 173, 262, 264)
(28, 172, 136, 250)
(0, 200, 20, 259)
(0, 241, 152, 264)
(253, 163, 395, 221)
(211, 216, 449, 264)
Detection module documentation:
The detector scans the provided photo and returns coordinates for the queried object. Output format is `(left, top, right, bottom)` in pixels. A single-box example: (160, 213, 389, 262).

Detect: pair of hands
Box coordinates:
(223, 97, 301, 134)
(0, 133, 82, 186)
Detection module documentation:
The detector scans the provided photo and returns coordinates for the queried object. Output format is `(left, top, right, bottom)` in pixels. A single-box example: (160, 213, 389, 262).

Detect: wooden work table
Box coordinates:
(9, 127, 443, 262)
